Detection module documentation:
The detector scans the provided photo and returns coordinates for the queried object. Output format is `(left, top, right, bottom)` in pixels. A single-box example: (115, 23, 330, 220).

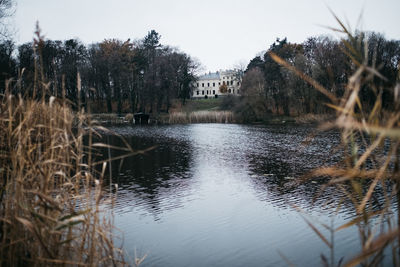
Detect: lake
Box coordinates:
(102, 123, 367, 266)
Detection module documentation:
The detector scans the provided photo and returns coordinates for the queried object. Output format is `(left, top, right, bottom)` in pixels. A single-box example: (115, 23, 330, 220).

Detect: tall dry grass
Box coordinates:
(0, 27, 138, 266)
(272, 14, 400, 267)
(0, 93, 127, 266)
(167, 110, 234, 124)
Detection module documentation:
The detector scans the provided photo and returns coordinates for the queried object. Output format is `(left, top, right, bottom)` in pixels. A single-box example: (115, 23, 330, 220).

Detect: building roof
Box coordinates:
(197, 72, 220, 81)
(196, 69, 242, 81)
(220, 69, 236, 75)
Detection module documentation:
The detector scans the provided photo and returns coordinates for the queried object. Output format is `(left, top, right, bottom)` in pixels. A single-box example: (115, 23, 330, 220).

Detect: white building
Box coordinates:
(192, 69, 242, 98)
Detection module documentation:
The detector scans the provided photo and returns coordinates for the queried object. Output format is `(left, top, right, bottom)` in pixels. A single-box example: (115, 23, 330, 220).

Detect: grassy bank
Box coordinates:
(178, 98, 223, 112)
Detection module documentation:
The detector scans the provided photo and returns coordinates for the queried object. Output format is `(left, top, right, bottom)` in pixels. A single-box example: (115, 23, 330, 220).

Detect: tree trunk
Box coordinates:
(105, 82, 112, 113)
(114, 77, 122, 115)
(130, 90, 136, 114)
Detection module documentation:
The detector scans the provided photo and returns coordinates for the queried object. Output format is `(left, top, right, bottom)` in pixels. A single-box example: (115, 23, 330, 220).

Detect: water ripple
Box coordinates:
(101, 124, 374, 266)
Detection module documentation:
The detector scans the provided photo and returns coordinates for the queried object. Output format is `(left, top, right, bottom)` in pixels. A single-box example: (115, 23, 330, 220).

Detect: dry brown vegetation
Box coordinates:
(0, 93, 129, 266)
(272, 14, 400, 267)
(0, 30, 140, 266)
(167, 110, 234, 124)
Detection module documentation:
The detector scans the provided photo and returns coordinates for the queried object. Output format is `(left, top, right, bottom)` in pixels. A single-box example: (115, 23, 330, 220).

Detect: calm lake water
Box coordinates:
(102, 124, 366, 266)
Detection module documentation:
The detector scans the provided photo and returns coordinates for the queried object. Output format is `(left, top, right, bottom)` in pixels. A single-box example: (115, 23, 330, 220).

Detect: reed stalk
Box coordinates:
(0, 26, 137, 266)
(272, 14, 400, 266)
(167, 110, 234, 124)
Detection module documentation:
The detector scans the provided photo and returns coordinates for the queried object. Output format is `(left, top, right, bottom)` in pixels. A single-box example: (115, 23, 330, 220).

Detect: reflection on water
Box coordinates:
(101, 124, 361, 266)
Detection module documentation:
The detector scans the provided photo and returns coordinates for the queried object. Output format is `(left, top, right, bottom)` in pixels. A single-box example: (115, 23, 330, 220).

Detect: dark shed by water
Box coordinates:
(133, 113, 150, 125)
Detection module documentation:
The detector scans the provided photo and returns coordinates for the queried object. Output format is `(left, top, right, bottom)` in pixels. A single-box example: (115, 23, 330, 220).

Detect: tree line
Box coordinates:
(229, 32, 400, 122)
(0, 29, 199, 114)
(1, 22, 398, 119)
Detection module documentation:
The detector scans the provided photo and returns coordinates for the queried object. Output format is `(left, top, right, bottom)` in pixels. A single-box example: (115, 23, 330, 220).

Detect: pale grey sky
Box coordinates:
(14, 0, 400, 72)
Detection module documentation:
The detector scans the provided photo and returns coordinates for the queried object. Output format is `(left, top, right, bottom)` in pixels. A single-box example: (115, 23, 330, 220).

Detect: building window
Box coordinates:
(232, 89, 235, 94)
(228, 89, 231, 93)
(207, 83, 210, 87)
(202, 90, 204, 95)
(197, 90, 199, 95)
(213, 82, 215, 87)
(223, 81, 225, 85)
(237, 82, 240, 86)
(202, 83, 204, 87)
(197, 83, 199, 87)
(213, 90, 215, 95)
(206, 90, 209, 94)
(218, 82, 220, 85)
(230, 81, 233, 85)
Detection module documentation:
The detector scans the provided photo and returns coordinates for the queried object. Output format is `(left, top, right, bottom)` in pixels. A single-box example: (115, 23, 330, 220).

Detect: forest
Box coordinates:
(0, 28, 198, 114)
(229, 32, 400, 122)
(0, 23, 399, 120)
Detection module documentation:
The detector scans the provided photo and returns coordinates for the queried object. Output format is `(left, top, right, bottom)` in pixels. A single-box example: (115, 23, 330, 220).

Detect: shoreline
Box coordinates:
(89, 112, 335, 126)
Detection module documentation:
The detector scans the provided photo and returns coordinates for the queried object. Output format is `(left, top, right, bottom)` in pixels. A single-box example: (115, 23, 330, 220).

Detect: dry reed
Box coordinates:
(0, 26, 138, 266)
(272, 13, 400, 267)
(0, 93, 129, 266)
(168, 110, 234, 124)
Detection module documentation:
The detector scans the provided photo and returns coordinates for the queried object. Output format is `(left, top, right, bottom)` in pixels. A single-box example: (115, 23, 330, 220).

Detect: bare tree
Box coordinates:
(233, 60, 247, 74)
(240, 67, 265, 97)
(232, 60, 246, 84)
(0, 0, 14, 39)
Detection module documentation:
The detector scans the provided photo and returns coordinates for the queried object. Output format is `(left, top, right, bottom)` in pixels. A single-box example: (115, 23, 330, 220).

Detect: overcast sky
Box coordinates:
(14, 0, 400, 72)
